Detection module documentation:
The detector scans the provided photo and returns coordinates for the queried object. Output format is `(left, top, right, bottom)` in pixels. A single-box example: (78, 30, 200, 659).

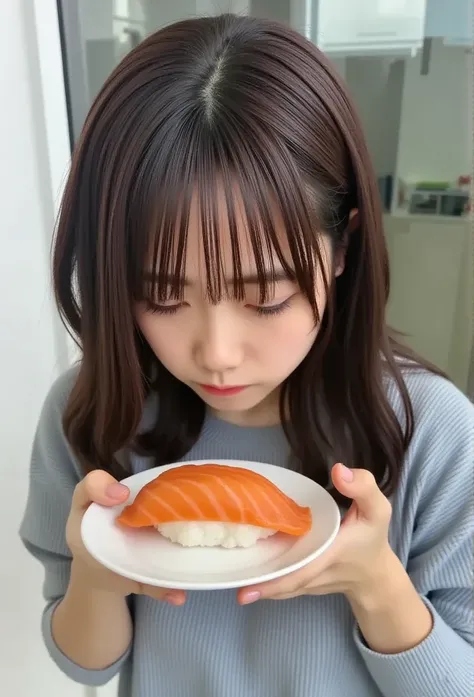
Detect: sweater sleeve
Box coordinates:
(18, 369, 132, 687)
(353, 376, 474, 697)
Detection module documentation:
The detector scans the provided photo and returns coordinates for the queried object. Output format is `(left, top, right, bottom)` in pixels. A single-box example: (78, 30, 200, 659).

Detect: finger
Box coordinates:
(140, 585, 187, 606)
(238, 557, 335, 604)
(269, 580, 339, 600)
(162, 590, 187, 606)
(267, 590, 306, 601)
(72, 470, 130, 511)
(331, 463, 391, 522)
(238, 570, 309, 605)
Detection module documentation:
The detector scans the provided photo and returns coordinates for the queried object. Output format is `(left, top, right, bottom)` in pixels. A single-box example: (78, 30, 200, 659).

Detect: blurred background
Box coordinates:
(1, 1, 472, 695)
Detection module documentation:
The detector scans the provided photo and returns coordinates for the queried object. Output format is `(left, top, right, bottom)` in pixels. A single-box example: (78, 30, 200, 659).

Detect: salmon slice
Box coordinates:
(116, 463, 312, 536)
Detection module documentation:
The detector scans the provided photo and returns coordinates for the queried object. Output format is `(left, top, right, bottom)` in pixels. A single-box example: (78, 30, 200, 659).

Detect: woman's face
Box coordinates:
(135, 189, 343, 426)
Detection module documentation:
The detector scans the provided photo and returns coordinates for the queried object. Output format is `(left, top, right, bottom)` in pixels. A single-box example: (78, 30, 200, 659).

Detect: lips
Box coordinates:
(199, 384, 248, 396)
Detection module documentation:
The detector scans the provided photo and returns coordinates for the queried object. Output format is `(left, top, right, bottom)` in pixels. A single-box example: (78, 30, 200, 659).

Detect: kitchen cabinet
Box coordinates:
(425, 0, 472, 45)
(308, 0, 428, 55)
(384, 215, 471, 390)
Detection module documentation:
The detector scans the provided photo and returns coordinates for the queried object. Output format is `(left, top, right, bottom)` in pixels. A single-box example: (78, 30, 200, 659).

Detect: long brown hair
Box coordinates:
(53, 14, 440, 502)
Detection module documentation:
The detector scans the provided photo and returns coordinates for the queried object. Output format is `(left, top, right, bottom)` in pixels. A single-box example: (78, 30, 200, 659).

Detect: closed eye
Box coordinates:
(250, 298, 293, 317)
(143, 297, 294, 317)
(143, 300, 185, 316)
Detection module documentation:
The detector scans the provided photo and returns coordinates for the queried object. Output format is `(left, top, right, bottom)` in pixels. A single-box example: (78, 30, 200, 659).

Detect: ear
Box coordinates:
(346, 208, 359, 234)
(334, 208, 358, 277)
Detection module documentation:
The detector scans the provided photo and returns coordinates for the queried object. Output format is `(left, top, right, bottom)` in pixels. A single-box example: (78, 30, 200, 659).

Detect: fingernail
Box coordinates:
(106, 483, 128, 499)
(340, 464, 354, 482)
(241, 591, 261, 605)
(165, 593, 183, 606)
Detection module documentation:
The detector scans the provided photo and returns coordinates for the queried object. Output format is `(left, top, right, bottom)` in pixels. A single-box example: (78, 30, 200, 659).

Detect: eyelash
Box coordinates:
(254, 299, 292, 317)
(143, 298, 292, 318)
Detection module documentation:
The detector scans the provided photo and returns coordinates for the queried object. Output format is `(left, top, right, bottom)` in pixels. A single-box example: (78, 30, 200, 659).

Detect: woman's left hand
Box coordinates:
(238, 463, 395, 605)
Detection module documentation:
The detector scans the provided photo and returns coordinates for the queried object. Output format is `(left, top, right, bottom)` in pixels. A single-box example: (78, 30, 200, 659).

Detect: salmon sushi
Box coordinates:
(116, 463, 312, 548)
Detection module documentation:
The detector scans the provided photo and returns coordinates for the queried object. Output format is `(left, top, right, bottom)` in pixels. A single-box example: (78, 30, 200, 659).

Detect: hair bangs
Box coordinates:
(131, 119, 327, 314)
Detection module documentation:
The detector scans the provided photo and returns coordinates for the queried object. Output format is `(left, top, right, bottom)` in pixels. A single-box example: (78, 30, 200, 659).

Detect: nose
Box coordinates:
(194, 308, 244, 375)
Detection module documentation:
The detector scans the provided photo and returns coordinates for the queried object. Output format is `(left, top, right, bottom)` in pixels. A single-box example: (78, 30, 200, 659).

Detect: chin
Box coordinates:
(205, 386, 279, 411)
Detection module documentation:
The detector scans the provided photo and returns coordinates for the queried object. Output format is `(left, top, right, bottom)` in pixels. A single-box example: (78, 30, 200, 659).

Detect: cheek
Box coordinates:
(136, 313, 187, 367)
(262, 307, 319, 368)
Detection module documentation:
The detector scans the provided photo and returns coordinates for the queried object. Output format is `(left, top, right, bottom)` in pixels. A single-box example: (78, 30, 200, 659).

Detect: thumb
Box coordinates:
(72, 470, 130, 511)
(331, 463, 391, 522)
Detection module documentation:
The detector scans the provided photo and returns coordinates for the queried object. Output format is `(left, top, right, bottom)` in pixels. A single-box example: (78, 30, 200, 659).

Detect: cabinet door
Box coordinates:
(385, 220, 466, 374)
(316, 0, 428, 53)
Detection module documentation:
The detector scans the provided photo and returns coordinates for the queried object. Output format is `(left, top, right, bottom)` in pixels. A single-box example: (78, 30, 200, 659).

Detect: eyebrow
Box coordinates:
(143, 269, 294, 286)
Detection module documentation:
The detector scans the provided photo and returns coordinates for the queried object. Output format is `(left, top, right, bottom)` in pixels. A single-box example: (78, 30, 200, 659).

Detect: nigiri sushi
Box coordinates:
(116, 463, 312, 548)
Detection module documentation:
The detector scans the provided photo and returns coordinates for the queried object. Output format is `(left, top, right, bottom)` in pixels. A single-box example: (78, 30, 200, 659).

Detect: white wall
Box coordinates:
(345, 56, 405, 176)
(144, 0, 250, 33)
(343, 40, 472, 184)
(396, 39, 472, 182)
(79, 0, 114, 40)
(333, 39, 472, 187)
(251, 0, 290, 23)
(0, 1, 80, 695)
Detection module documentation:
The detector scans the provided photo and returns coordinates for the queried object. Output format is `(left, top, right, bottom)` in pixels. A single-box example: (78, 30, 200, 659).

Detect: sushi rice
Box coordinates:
(156, 521, 277, 548)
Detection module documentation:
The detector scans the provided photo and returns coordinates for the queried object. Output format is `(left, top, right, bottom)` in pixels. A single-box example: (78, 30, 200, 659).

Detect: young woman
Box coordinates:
(20, 13, 473, 697)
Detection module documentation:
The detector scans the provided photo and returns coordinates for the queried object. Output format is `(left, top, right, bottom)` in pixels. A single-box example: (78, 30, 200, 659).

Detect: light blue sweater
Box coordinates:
(20, 367, 474, 697)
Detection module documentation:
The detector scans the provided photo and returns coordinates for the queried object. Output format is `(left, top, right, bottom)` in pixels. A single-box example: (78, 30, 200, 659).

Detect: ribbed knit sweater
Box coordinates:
(20, 367, 474, 697)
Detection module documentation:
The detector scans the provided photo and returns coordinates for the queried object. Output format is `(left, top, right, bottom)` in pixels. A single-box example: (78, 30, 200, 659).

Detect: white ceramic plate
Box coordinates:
(81, 459, 341, 590)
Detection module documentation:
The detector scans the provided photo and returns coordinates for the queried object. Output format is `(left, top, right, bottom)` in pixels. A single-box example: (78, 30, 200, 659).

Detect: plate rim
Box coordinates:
(81, 459, 341, 590)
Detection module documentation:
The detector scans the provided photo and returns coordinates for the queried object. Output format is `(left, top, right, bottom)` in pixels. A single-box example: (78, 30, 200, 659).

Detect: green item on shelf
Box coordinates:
(415, 181, 450, 190)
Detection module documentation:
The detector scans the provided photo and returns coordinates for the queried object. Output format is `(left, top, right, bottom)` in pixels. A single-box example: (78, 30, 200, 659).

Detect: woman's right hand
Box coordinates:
(66, 470, 186, 606)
